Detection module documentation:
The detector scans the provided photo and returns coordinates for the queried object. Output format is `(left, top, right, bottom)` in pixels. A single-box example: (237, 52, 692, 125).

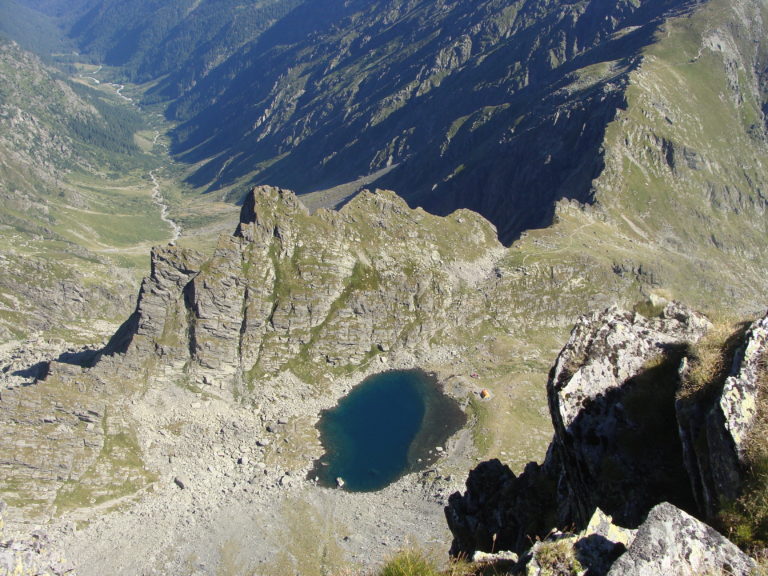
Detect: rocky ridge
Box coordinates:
(169, 0, 699, 243)
(104, 185, 503, 395)
(0, 185, 503, 571)
(1, 172, 768, 573)
(447, 304, 768, 575)
(0, 0, 768, 573)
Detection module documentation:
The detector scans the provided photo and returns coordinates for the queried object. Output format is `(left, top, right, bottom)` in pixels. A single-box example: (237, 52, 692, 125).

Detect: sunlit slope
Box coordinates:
(498, 0, 768, 318)
(0, 40, 173, 341)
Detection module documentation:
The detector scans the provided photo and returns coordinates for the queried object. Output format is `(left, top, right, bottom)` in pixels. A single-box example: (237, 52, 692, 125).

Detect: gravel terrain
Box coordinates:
(2, 345, 478, 575)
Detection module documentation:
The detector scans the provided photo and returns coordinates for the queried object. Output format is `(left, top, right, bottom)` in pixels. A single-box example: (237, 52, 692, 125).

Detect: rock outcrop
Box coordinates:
(719, 314, 768, 460)
(447, 303, 712, 556)
(678, 310, 768, 519)
(0, 501, 75, 576)
(448, 303, 768, 572)
(101, 185, 501, 394)
(1, 185, 504, 522)
(606, 502, 755, 576)
(547, 303, 711, 528)
(445, 458, 557, 557)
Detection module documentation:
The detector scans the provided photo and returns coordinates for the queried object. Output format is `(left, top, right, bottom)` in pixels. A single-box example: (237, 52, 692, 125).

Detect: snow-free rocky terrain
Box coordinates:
(3, 0, 768, 573)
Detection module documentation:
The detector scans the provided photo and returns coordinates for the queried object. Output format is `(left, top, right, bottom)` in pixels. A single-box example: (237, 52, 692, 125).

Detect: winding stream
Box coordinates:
(78, 65, 181, 244)
(150, 170, 182, 243)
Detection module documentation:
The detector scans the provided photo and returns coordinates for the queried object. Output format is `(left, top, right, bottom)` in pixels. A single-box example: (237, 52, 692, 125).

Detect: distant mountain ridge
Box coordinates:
(22, 0, 768, 246)
(167, 0, 697, 242)
(65, 0, 303, 101)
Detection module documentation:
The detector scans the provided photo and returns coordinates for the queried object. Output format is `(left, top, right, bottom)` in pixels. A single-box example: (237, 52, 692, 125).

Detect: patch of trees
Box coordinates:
(68, 81, 144, 156)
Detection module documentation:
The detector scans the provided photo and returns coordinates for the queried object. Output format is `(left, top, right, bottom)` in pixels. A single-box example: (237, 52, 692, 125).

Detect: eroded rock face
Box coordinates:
(548, 303, 711, 528)
(99, 185, 501, 393)
(678, 310, 768, 518)
(607, 502, 755, 576)
(445, 459, 557, 557)
(720, 312, 768, 460)
(447, 303, 713, 556)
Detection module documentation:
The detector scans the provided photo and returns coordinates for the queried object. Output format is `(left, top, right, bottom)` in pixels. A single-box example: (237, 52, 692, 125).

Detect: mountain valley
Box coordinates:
(1, 0, 768, 574)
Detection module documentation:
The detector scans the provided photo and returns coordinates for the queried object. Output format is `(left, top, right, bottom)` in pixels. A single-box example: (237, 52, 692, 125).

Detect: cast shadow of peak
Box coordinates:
(10, 347, 101, 385)
(56, 348, 100, 368)
(10, 361, 49, 382)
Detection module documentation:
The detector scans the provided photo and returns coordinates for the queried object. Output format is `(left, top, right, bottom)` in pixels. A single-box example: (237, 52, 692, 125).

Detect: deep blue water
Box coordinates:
(309, 369, 466, 492)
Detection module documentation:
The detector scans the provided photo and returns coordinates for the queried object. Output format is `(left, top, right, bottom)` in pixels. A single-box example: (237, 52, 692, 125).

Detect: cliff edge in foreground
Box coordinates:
(447, 303, 768, 575)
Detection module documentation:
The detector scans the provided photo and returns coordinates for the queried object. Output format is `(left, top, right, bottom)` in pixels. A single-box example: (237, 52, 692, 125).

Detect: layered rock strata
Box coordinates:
(0, 185, 503, 522)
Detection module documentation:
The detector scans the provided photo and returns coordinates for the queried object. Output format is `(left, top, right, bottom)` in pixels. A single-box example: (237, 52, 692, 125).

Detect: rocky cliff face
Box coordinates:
(547, 304, 711, 528)
(447, 304, 768, 571)
(678, 312, 768, 519)
(0, 185, 505, 522)
(106, 185, 502, 395)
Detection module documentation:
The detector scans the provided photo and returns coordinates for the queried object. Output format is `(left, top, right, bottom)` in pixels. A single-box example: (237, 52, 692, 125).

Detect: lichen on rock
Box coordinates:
(606, 502, 755, 576)
(677, 310, 768, 519)
(448, 303, 768, 575)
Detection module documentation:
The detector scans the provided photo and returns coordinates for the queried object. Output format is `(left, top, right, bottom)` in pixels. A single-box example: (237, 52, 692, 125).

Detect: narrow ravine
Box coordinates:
(150, 170, 182, 243)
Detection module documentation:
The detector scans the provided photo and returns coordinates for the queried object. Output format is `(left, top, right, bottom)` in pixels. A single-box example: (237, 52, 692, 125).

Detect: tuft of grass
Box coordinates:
(632, 298, 666, 319)
(376, 549, 479, 576)
(751, 552, 768, 576)
(718, 352, 768, 551)
(677, 319, 751, 403)
(533, 539, 582, 576)
(378, 550, 440, 576)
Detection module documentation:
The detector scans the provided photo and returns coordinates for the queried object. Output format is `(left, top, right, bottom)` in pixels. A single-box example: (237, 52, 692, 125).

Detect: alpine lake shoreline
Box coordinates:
(27, 346, 491, 575)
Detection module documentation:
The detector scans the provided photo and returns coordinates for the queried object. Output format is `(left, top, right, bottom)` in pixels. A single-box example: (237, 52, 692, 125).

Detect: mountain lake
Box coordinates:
(309, 369, 466, 491)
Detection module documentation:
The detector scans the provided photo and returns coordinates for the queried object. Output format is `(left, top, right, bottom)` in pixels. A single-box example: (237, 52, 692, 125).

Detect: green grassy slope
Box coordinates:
(0, 40, 175, 342)
(450, 0, 768, 468)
